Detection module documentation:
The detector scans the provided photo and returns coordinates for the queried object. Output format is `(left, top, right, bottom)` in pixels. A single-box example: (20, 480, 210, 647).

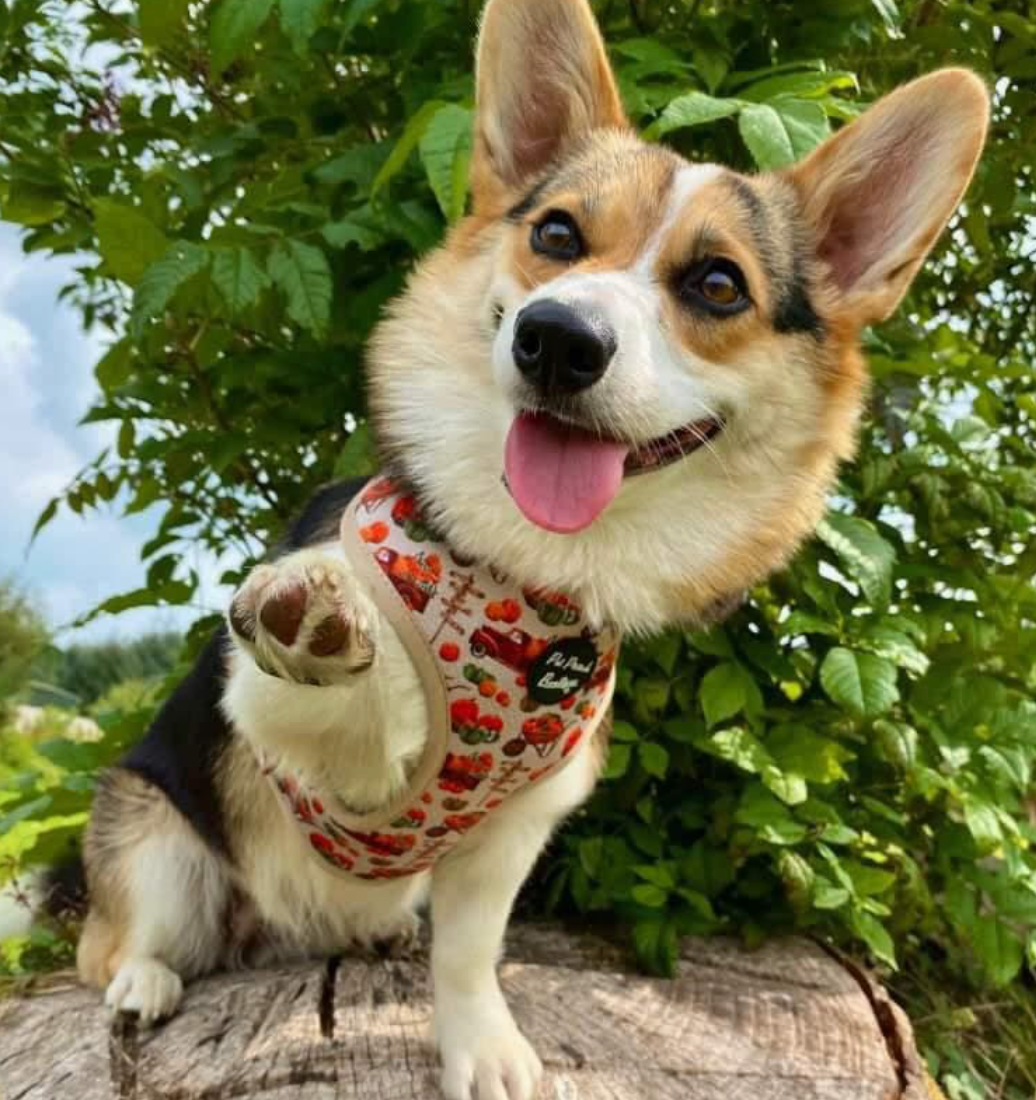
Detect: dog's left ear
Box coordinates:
(787, 69, 989, 324)
(471, 0, 627, 212)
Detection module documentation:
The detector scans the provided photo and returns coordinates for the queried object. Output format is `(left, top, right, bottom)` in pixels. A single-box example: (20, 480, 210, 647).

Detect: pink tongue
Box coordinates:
(504, 413, 629, 534)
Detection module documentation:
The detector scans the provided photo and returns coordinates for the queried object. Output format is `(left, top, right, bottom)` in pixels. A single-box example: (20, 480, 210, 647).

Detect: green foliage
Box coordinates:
(34, 632, 182, 706)
(0, 1, 1034, 1089)
(0, 700, 154, 907)
(0, 580, 49, 706)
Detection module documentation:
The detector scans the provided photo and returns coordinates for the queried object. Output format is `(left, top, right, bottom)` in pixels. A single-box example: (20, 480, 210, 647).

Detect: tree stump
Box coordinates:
(0, 925, 937, 1100)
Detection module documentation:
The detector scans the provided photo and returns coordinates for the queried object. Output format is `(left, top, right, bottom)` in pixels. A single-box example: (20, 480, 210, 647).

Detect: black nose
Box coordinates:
(512, 300, 616, 395)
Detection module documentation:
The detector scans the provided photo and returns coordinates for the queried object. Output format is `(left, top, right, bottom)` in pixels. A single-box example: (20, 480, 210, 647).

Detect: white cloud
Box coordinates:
(0, 227, 235, 643)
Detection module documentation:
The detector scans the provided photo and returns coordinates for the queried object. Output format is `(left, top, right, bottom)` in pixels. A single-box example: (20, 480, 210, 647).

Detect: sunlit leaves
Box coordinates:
(817, 514, 896, 610)
(820, 648, 899, 717)
(94, 200, 168, 286)
(419, 104, 473, 222)
(648, 92, 741, 137)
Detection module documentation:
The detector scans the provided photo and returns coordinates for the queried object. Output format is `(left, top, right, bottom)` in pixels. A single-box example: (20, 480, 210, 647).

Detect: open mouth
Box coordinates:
(503, 411, 725, 535)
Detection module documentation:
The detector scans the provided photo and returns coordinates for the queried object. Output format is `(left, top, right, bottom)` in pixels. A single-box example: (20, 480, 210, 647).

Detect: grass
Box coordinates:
(898, 964, 1036, 1100)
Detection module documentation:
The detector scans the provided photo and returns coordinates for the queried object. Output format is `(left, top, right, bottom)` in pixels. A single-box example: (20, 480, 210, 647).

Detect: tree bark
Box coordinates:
(0, 924, 940, 1100)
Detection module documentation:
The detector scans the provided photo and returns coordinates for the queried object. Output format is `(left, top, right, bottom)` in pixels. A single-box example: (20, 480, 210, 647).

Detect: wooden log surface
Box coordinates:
(0, 924, 938, 1100)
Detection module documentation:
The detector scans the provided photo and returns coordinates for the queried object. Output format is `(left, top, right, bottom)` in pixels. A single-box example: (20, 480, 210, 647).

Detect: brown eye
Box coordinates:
(680, 258, 750, 316)
(531, 211, 584, 261)
(702, 269, 740, 305)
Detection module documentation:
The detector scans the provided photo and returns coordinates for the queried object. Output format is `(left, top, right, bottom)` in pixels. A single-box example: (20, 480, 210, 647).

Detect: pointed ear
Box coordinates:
(471, 0, 627, 212)
(787, 69, 989, 324)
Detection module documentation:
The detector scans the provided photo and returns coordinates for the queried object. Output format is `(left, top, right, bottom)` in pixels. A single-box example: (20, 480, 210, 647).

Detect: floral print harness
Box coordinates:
(263, 476, 620, 881)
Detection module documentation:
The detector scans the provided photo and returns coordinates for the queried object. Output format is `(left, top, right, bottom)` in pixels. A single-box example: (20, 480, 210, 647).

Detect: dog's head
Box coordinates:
(369, 0, 988, 633)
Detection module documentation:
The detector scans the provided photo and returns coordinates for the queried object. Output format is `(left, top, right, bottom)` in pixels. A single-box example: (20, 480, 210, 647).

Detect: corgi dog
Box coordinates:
(75, 1, 988, 1097)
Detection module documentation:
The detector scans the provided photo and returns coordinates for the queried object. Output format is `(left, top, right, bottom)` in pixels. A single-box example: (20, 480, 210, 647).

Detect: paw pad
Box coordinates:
(309, 613, 350, 657)
(259, 582, 308, 646)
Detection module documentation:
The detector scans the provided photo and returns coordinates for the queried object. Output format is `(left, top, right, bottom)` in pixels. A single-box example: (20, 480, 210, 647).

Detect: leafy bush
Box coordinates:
(34, 632, 182, 706)
(1, 0, 1034, 1084)
(0, 579, 49, 708)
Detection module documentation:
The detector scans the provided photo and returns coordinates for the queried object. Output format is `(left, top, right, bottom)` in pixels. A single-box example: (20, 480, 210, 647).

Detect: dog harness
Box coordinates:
(262, 476, 620, 880)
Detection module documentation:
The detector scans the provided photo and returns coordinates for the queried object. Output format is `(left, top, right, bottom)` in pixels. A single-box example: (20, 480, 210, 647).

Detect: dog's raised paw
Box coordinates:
(106, 958, 183, 1027)
(229, 551, 376, 685)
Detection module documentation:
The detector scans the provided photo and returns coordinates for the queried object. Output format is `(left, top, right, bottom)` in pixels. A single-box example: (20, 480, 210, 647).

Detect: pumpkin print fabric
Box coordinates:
(262, 476, 619, 881)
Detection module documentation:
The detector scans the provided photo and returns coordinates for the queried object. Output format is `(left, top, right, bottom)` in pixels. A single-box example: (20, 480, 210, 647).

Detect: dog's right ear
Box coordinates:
(472, 0, 627, 213)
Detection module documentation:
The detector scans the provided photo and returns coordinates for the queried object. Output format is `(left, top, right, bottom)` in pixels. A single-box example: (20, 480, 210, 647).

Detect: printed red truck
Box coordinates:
(468, 625, 548, 674)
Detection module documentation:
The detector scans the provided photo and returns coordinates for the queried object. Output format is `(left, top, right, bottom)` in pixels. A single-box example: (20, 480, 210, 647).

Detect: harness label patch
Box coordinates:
(527, 637, 598, 704)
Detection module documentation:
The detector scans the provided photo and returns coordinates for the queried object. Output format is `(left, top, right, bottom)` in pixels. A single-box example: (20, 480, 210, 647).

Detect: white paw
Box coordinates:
(106, 958, 184, 1026)
(437, 995, 543, 1100)
(228, 550, 376, 685)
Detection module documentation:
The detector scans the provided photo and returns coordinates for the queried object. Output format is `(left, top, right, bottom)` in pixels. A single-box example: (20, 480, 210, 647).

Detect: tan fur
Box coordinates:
(472, 0, 627, 210)
(787, 69, 989, 322)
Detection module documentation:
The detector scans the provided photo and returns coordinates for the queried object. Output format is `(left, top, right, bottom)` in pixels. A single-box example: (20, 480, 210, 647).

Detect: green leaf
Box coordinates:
(419, 104, 473, 222)
(340, 0, 385, 35)
(783, 611, 838, 637)
(852, 911, 897, 968)
(639, 741, 670, 779)
(870, 0, 902, 34)
(278, 0, 328, 51)
(820, 648, 899, 718)
(210, 0, 276, 74)
(130, 242, 210, 338)
(762, 767, 807, 806)
(1, 182, 66, 226)
(768, 725, 853, 784)
(138, 0, 191, 46)
(94, 199, 169, 286)
(707, 726, 770, 773)
(333, 422, 375, 478)
(321, 206, 386, 251)
(602, 742, 631, 780)
(632, 916, 677, 976)
(771, 99, 830, 159)
(734, 784, 807, 845)
(738, 104, 795, 169)
(737, 70, 857, 102)
(649, 92, 742, 138)
(699, 662, 762, 728)
(30, 497, 59, 544)
(779, 851, 814, 911)
(872, 719, 918, 770)
(267, 240, 333, 339)
(631, 883, 669, 908)
(373, 100, 446, 194)
(963, 799, 1003, 851)
(817, 514, 896, 609)
(973, 920, 1023, 987)
(211, 247, 271, 313)
(859, 625, 929, 677)
(94, 339, 134, 391)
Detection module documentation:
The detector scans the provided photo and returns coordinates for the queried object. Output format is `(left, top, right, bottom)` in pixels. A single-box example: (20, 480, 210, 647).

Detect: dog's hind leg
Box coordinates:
(78, 768, 230, 1025)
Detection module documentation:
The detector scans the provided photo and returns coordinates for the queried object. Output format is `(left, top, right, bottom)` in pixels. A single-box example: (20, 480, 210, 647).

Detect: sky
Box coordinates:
(0, 224, 227, 644)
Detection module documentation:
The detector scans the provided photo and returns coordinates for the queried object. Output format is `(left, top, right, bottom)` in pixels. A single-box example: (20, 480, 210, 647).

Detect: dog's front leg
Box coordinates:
(431, 750, 598, 1100)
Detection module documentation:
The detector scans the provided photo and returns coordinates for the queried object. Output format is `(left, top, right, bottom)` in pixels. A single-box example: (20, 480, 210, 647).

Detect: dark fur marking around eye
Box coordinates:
(730, 178, 772, 267)
(774, 252, 824, 337)
(729, 175, 823, 338)
(506, 174, 556, 221)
